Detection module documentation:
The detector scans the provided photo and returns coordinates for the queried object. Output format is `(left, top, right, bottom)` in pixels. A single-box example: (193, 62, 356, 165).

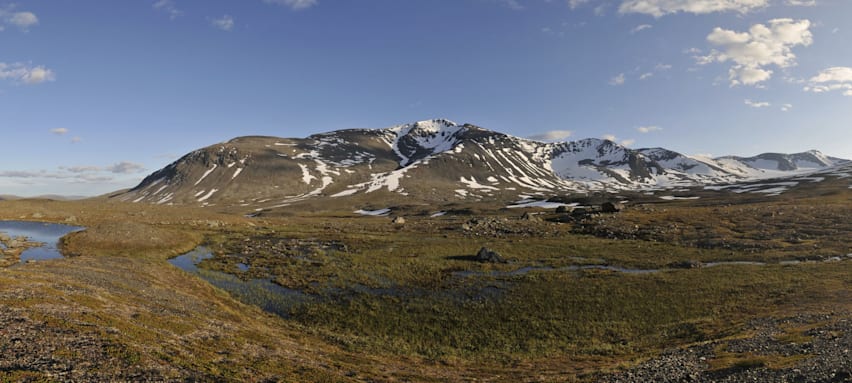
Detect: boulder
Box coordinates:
(668, 260, 704, 269)
(475, 247, 506, 263)
(601, 202, 624, 213)
(555, 205, 573, 214)
(392, 216, 406, 225)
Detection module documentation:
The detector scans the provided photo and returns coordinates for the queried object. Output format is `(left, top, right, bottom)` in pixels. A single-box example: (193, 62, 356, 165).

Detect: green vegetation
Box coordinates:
(0, 179, 849, 381)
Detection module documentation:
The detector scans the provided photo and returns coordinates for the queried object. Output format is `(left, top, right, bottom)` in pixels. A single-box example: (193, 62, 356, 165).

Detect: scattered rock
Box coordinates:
(555, 205, 573, 214)
(31, 212, 45, 219)
(392, 216, 406, 225)
(475, 247, 506, 263)
(520, 212, 539, 221)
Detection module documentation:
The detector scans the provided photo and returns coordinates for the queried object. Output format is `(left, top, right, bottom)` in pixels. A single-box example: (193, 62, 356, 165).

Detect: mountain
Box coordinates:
(113, 119, 848, 210)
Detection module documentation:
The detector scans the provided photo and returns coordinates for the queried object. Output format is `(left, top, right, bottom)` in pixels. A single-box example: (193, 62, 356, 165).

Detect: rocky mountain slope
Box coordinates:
(113, 119, 848, 210)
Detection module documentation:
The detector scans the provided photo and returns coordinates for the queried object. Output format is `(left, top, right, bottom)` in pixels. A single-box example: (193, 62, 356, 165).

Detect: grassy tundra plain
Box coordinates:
(0, 176, 849, 382)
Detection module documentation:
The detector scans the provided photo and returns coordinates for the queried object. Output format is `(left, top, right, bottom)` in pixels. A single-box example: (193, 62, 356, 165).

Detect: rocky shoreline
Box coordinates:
(0, 232, 42, 267)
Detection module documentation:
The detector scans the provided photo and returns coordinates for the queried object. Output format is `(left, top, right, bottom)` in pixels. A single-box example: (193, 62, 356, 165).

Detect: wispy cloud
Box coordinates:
(153, 0, 182, 19)
(804, 67, 852, 96)
(528, 130, 572, 142)
(781, 103, 793, 112)
(50, 128, 69, 135)
(64, 166, 101, 173)
(263, 0, 319, 10)
(568, 0, 591, 9)
(609, 73, 625, 86)
(1, 162, 147, 185)
(631, 24, 652, 34)
(0, 62, 56, 85)
(637, 126, 662, 133)
(107, 162, 146, 174)
(211, 15, 234, 31)
(744, 99, 771, 108)
(0, 6, 38, 31)
(639, 72, 654, 80)
(699, 19, 813, 86)
(602, 134, 635, 146)
(786, 0, 816, 6)
(619, 0, 768, 17)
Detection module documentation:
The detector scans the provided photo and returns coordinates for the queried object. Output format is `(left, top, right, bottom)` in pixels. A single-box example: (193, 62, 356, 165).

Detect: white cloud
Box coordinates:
(809, 66, 852, 83)
(10, 12, 37, 27)
(0, 7, 38, 31)
(528, 130, 573, 142)
(744, 99, 771, 108)
(153, 0, 182, 19)
(619, 0, 768, 17)
(781, 103, 793, 112)
(71, 136, 83, 143)
(211, 15, 234, 31)
(602, 134, 617, 141)
(620, 139, 636, 146)
(786, 0, 816, 6)
(637, 126, 662, 133)
(701, 19, 813, 86)
(631, 24, 653, 34)
(609, 73, 625, 86)
(804, 67, 852, 96)
(655, 63, 673, 71)
(263, 0, 319, 10)
(23, 66, 54, 84)
(639, 72, 654, 80)
(50, 128, 69, 135)
(0, 62, 56, 85)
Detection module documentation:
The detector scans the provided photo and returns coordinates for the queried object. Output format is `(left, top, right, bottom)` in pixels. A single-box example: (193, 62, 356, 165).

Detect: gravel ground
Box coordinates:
(597, 312, 852, 383)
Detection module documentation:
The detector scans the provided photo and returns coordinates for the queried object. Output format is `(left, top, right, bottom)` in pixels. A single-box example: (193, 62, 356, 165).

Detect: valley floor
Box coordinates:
(0, 179, 849, 382)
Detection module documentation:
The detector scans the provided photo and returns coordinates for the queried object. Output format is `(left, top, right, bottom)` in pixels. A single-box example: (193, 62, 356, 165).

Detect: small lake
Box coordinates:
(0, 221, 84, 262)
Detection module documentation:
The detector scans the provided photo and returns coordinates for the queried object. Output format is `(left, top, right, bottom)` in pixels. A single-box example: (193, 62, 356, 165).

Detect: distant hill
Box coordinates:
(0, 194, 89, 201)
(113, 119, 849, 211)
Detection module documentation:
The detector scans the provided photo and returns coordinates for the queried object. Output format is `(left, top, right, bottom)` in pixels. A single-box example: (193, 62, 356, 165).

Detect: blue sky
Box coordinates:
(1, 0, 850, 196)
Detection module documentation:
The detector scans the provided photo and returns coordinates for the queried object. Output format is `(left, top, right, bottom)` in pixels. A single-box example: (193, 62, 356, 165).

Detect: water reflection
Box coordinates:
(0, 221, 84, 262)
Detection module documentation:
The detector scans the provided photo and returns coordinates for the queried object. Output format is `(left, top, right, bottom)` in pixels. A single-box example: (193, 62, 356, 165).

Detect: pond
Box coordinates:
(168, 247, 309, 318)
(0, 221, 84, 263)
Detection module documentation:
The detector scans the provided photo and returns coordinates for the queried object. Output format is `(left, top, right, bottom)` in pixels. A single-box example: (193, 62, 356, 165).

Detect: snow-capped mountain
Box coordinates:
(114, 119, 848, 209)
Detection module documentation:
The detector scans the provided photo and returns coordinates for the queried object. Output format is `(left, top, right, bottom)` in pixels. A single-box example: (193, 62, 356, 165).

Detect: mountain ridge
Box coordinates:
(114, 119, 849, 210)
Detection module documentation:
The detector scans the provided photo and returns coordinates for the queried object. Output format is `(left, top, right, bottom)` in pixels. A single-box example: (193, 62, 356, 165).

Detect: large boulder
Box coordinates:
(601, 202, 624, 213)
(475, 247, 506, 263)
